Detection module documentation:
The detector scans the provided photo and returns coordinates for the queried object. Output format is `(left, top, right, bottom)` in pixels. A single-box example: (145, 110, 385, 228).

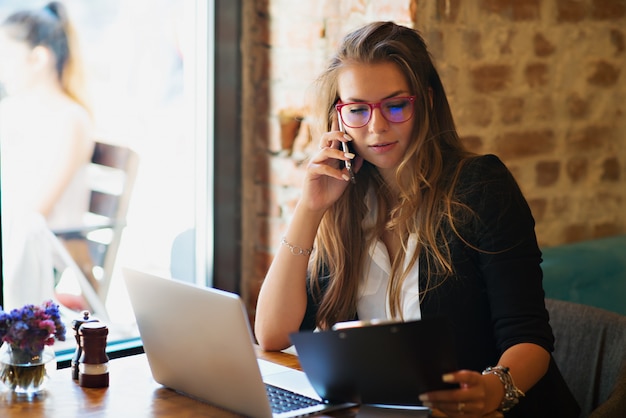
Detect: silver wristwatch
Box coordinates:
(482, 365, 525, 412)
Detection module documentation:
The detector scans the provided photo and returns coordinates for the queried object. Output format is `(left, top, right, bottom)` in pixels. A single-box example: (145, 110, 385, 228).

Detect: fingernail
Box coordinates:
(344, 152, 355, 159)
(343, 134, 352, 141)
(342, 174, 350, 182)
(419, 394, 429, 401)
(442, 373, 455, 382)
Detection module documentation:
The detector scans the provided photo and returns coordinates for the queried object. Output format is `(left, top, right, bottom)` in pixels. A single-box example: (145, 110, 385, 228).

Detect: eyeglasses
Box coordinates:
(335, 96, 416, 128)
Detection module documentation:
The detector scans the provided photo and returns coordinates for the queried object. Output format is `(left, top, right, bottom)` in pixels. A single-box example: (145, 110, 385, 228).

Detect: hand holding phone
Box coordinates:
(338, 117, 356, 184)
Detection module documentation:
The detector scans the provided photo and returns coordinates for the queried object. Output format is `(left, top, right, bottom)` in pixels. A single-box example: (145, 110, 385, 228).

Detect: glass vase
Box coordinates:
(0, 344, 56, 397)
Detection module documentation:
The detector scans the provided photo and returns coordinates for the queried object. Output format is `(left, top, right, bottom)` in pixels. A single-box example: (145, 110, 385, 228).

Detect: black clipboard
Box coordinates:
(289, 316, 458, 406)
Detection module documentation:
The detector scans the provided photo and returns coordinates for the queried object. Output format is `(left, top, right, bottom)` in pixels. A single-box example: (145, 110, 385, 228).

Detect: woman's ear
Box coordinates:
(29, 45, 54, 73)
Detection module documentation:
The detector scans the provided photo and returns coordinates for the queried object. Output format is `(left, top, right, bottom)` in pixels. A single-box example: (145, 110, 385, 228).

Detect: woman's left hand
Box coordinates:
(419, 370, 493, 417)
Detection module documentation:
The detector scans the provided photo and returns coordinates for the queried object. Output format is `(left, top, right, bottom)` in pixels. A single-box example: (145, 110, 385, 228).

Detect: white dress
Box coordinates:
(1, 96, 91, 308)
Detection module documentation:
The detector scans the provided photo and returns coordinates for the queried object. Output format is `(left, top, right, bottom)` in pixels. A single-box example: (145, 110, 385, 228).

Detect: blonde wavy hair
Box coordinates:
(308, 21, 475, 330)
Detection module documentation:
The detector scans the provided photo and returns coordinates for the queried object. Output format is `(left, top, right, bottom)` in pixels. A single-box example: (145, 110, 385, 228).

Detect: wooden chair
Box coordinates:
(53, 141, 139, 313)
(546, 298, 626, 417)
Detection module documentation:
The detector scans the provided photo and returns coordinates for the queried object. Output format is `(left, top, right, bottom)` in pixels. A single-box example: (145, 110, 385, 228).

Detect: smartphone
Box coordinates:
(337, 117, 356, 184)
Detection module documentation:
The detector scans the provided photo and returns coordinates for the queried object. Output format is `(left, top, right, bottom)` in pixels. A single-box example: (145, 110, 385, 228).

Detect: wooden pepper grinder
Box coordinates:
(78, 321, 110, 388)
(71, 311, 98, 380)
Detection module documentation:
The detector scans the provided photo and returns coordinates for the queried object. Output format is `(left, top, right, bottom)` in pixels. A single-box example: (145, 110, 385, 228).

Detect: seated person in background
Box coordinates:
(254, 22, 580, 417)
(0, 2, 94, 309)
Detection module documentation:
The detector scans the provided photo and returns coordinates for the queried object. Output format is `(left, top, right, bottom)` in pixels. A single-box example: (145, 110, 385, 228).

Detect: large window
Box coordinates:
(0, 0, 241, 361)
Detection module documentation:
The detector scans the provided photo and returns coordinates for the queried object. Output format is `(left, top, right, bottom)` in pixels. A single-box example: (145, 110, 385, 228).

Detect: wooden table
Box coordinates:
(0, 347, 354, 417)
(1, 347, 500, 417)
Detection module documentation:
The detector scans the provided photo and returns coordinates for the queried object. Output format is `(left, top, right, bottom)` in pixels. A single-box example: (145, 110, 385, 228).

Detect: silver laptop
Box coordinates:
(122, 268, 355, 418)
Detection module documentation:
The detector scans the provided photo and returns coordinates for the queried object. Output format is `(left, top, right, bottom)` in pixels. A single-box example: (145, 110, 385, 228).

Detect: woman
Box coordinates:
(255, 22, 579, 417)
(0, 2, 93, 308)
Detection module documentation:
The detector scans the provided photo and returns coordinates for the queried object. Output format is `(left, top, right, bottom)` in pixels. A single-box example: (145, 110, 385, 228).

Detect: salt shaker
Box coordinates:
(78, 321, 110, 388)
(71, 311, 98, 380)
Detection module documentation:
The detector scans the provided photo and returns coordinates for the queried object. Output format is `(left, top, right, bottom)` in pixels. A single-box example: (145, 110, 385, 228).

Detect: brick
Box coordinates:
(566, 157, 588, 183)
(256, 184, 281, 217)
(436, 0, 461, 22)
(591, 0, 626, 19)
(610, 29, 625, 55)
(438, 63, 459, 96)
(257, 216, 287, 251)
(533, 33, 556, 57)
(527, 197, 548, 222)
(512, 0, 541, 20)
(595, 191, 623, 210)
(269, 155, 306, 187)
(587, 60, 621, 86)
(467, 98, 493, 127)
(253, 0, 270, 15)
(271, 19, 325, 50)
(480, 0, 540, 21)
(470, 64, 512, 92)
(566, 93, 589, 118)
(253, 250, 273, 281)
(463, 30, 483, 59)
(253, 116, 271, 148)
(531, 96, 555, 121)
(273, 54, 319, 88)
(250, 51, 270, 84)
(426, 29, 445, 58)
(460, 135, 483, 153)
(525, 63, 549, 87)
(593, 222, 622, 238)
(563, 224, 589, 242)
(536, 161, 561, 186)
(254, 82, 270, 114)
(273, 2, 325, 28)
(566, 125, 612, 152)
(481, 0, 510, 15)
(255, 150, 271, 184)
(255, 213, 270, 248)
(500, 97, 524, 124)
(495, 130, 556, 159)
(249, 10, 270, 46)
(280, 189, 301, 218)
(601, 157, 621, 181)
(369, 0, 412, 21)
(552, 196, 571, 214)
(292, 118, 314, 159)
(556, 0, 587, 22)
(264, 119, 282, 156)
(499, 29, 515, 54)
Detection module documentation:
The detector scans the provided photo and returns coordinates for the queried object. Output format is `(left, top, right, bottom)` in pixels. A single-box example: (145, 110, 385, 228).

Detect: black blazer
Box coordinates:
(301, 155, 580, 417)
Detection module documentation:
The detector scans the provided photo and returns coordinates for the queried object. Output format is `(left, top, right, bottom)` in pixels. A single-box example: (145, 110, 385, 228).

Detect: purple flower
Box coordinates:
(0, 301, 67, 357)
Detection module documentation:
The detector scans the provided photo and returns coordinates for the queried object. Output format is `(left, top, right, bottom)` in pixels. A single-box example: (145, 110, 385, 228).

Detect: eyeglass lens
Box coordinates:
(339, 97, 414, 128)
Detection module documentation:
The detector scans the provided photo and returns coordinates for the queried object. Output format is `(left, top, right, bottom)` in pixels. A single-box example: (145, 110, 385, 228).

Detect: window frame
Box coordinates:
(0, 0, 242, 366)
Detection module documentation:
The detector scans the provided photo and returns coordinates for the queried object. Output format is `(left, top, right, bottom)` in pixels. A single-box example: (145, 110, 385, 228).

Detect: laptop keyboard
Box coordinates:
(266, 383, 322, 413)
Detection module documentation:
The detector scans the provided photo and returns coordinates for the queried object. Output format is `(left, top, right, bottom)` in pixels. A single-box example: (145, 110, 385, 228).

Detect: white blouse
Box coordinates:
(356, 189, 422, 322)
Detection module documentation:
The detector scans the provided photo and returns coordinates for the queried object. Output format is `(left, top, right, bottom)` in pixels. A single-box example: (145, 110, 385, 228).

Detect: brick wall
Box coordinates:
(240, 0, 625, 315)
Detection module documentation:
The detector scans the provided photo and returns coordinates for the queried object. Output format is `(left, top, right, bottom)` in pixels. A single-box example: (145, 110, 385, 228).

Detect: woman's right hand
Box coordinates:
(300, 117, 362, 213)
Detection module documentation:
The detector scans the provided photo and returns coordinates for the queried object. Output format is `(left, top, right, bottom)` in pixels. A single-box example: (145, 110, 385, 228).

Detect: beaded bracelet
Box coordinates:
(281, 237, 314, 256)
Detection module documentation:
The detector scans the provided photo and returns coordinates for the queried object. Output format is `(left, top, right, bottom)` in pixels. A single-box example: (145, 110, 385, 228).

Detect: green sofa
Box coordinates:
(541, 234, 626, 317)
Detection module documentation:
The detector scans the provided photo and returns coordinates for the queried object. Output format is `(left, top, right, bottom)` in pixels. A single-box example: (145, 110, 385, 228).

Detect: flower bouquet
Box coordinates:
(0, 300, 66, 394)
